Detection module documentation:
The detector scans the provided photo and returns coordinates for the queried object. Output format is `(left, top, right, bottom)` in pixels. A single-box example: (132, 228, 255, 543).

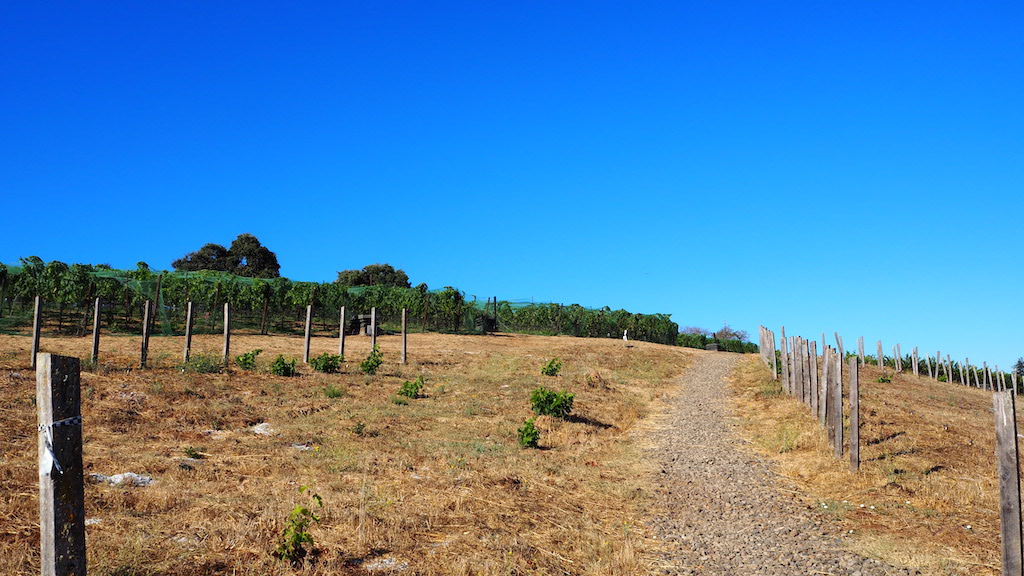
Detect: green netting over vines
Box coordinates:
(0, 262, 679, 345)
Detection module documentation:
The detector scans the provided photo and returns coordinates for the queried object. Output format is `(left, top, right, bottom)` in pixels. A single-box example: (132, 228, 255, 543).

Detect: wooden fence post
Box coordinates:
(769, 329, 778, 380)
(401, 308, 408, 364)
(820, 346, 830, 427)
(793, 338, 803, 403)
(338, 306, 347, 357)
(91, 298, 101, 365)
(895, 344, 903, 372)
(183, 301, 194, 364)
(913, 347, 919, 377)
(834, 332, 844, 360)
(32, 296, 43, 370)
(222, 303, 231, 365)
(858, 336, 865, 367)
(140, 300, 152, 368)
(36, 353, 86, 576)
(936, 352, 942, 381)
(809, 340, 819, 416)
(877, 340, 884, 368)
(849, 357, 860, 473)
(993, 390, 1024, 575)
(370, 307, 377, 351)
(303, 305, 313, 363)
(832, 348, 844, 458)
(780, 328, 790, 395)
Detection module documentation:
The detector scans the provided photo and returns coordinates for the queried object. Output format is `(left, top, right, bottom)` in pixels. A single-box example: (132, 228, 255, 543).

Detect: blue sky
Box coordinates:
(2, 2, 1022, 368)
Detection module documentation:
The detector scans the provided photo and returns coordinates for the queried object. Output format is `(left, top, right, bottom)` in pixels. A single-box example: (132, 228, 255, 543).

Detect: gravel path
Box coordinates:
(645, 352, 915, 576)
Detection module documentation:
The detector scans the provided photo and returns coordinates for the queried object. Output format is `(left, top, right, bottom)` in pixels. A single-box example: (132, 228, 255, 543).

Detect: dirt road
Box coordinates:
(645, 352, 914, 575)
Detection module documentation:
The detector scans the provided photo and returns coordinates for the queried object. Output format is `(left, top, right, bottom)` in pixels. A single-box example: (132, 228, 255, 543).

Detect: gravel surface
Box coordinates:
(645, 352, 916, 576)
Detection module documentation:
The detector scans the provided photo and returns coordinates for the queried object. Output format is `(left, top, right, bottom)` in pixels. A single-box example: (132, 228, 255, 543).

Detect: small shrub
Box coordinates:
(274, 486, 322, 565)
(398, 375, 425, 399)
(324, 384, 345, 399)
(271, 355, 298, 377)
(361, 345, 383, 375)
(541, 358, 562, 377)
(937, 374, 948, 382)
(235, 348, 262, 370)
(181, 352, 223, 374)
(183, 446, 205, 459)
(517, 418, 540, 448)
(310, 352, 343, 374)
(530, 386, 574, 418)
(350, 420, 366, 436)
(877, 373, 893, 383)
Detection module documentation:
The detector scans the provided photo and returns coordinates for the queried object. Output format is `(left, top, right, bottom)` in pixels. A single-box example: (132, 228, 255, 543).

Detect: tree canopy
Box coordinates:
(335, 263, 410, 288)
(172, 233, 280, 278)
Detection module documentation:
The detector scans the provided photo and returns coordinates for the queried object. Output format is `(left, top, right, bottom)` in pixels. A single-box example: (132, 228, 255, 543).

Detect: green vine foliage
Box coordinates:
(530, 386, 574, 419)
(274, 486, 322, 565)
(310, 352, 342, 374)
(517, 418, 540, 448)
(360, 345, 383, 375)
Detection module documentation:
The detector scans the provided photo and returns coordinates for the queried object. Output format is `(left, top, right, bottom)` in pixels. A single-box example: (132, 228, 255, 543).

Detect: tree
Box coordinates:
(172, 243, 237, 273)
(335, 264, 410, 288)
(1015, 357, 1024, 379)
(172, 234, 280, 277)
(229, 233, 281, 278)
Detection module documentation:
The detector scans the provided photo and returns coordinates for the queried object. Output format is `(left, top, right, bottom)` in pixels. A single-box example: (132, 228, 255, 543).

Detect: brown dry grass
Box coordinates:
(0, 332, 691, 575)
(730, 357, 1004, 576)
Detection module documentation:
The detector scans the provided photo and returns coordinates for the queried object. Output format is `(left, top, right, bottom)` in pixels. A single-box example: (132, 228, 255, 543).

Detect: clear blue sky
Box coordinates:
(2, 2, 1021, 368)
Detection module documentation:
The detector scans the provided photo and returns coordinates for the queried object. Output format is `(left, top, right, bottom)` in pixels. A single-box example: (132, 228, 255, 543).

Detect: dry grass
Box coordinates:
(0, 331, 691, 575)
(730, 357, 1004, 576)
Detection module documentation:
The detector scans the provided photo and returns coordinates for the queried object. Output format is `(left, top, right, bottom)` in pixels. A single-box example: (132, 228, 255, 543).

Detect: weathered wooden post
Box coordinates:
(183, 301, 194, 364)
(370, 307, 377, 351)
(936, 351, 942, 381)
(338, 306, 347, 357)
(91, 298, 101, 365)
(809, 340, 819, 416)
(876, 340, 884, 368)
(140, 300, 152, 368)
(820, 346, 829, 427)
(858, 336, 865, 367)
(849, 357, 860, 473)
(780, 328, 790, 395)
(834, 333, 844, 360)
(993, 389, 1024, 575)
(303, 305, 313, 363)
(222, 302, 231, 365)
(32, 295, 43, 369)
(769, 329, 778, 380)
(794, 338, 804, 403)
(895, 344, 902, 372)
(831, 348, 844, 458)
(401, 308, 408, 364)
(912, 347, 919, 377)
(36, 353, 86, 576)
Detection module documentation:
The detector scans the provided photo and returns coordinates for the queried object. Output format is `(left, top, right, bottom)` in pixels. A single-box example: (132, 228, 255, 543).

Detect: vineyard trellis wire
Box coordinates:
(0, 261, 680, 345)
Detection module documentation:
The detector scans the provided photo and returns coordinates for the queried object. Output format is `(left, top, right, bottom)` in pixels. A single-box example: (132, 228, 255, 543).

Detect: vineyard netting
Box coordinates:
(0, 262, 679, 345)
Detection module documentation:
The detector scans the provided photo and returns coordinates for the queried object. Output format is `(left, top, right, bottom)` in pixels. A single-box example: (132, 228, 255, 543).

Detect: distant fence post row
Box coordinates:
(25, 297, 411, 370)
(760, 325, 1017, 394)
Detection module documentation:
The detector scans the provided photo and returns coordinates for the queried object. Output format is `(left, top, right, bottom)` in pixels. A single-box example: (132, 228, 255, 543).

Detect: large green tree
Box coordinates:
(172, 234, 280, 278)
(335, 263, 410, 288)
(229, 233, 281, 278)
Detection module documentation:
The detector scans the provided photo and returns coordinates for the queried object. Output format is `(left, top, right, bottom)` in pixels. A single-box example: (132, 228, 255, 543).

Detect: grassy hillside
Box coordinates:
(0, 332, 691, 575)
(731, 358, 1005, 575)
